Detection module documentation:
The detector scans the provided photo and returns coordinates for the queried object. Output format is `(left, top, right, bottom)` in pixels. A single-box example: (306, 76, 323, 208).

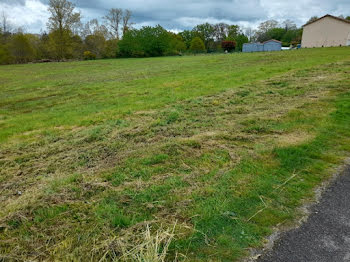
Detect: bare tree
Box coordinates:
(122, 9, 133, 36)
(82, 19, 108, 39)
(244, 27, 255, 42)
(104, 8, 123, 40)
(1, 11, 11, 33)
(258, 20, 279, 34)
(213, 23, 229, 41)
(282, 19, 297, 31)
(306, 16, 318, 24)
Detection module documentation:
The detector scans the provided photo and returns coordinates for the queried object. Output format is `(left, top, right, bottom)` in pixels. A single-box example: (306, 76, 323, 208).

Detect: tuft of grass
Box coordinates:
(108, 224, 177, 262)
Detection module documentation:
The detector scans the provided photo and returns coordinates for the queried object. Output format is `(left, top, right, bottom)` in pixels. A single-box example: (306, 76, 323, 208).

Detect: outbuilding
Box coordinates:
(242, 39, 282, 53)
(301, 14, 350, 48)
(263, 39, 282, 51)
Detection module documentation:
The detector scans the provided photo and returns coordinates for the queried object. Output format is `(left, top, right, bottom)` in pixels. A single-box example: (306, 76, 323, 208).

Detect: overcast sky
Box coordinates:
(0, 0, 349, 33)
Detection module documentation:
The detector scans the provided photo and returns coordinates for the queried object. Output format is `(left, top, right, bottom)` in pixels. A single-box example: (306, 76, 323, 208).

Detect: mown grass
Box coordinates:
(0, 47, 349, 143)
(0, 48, 350, 261)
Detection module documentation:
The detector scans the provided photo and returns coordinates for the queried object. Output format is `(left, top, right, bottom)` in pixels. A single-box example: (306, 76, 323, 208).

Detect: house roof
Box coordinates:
(303, 14, 350, 27)
(263, 39, 282, 44)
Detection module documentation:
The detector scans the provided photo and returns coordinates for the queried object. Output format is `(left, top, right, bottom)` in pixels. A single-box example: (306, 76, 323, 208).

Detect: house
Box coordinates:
(301, 14, 350, 48)
(242, 39, 282, 53)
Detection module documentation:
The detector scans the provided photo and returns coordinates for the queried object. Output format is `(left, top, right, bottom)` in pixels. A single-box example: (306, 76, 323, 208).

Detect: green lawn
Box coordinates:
(1, 48, 350, 261)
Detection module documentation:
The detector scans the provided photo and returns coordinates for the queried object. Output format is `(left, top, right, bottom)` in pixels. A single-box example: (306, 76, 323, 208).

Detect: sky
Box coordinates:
(0, 0, 349, 33)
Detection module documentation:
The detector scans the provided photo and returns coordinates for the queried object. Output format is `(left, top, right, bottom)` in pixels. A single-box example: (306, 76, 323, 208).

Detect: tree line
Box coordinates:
(1, 0, 349, 65)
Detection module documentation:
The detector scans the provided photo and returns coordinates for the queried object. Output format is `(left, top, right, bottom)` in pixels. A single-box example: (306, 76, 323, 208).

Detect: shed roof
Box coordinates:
(263, 39, 282, 44)
(303, 14, 350, 27)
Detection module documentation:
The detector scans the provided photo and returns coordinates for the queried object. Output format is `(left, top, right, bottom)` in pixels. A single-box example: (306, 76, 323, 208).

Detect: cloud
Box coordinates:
(1, 0, 350, 33)
(0, 0, 49, 33)
(0, 0, 26, 5)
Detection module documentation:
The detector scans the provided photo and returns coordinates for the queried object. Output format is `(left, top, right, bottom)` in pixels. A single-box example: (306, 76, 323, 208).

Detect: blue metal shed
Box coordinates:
(242, 43, 256, 53)
(263, 40, 282, 52)
(243, 39, 282, 53)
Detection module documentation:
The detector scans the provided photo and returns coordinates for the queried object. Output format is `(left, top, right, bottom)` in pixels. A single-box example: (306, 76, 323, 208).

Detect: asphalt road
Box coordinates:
(259, 166, 350, 262)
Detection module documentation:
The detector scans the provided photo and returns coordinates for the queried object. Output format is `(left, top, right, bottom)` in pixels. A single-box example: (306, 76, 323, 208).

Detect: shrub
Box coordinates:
(83, 51, 96, 60)
(0, 45, 12, 65)
(190, 37, 206, 53)
(221, 41, 236, 52)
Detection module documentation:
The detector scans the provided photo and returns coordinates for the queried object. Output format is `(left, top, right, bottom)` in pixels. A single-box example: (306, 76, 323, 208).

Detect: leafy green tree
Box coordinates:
(84, 34, 106, 58)
(266, 28, 286, 41)
(8, 33, 34, 63)
(234, 34, 249, 51)
(346, 16, 350, 21)
(281, 28, 302, 46)
(190, 37, 205, 54)
(179, 30, 195, 49)
(48, 29, 73, 59)
(119, 25, 171, 57)
(192, 23, 215, 50)
(0, 44, 12, 64)
(169, 33, 186, 54)
(36, 33, 51, 59)
(104, 39, 118, 58)
(227, 25, 240, 39)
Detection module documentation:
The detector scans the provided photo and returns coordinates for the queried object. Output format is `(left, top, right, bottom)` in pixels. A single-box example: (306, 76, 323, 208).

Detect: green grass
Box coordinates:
(1, 48, 350, 261)
(0, 47, 349, 143)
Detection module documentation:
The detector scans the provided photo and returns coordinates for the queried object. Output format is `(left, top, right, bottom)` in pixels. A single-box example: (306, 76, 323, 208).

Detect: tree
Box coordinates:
(48, 29, 73, 59)
(346, 16, 350, 21)
(244, 27, 255, 42)
(118, 25, 172, 57)
(104, 39, 118, 58)
(282, 19, 297, 31)
(1, 11, 11, 33)
(213, 23, 229, 42)
(221, 41, 236, 52)
(104, 8, 123, 40)
(282, 28, 302, 46)
(179, 30, 195, 49)
(169, 33, 186, 54)
(192, 23, 215, 50)
(122, 9, 133, 36)
(36, 32, 51, 59)
(0, 44, 12, 64)
(47, 0, 81, 59)
(227, 25, 240, 39)
(266, 28, 286, 41)
(190, 37, 205, 53)
(84, 34, 106, 58)
(8, 33, 34, 63)
(234, 34, 249, 51)
(258, 20, 279, 34)
(256, 20, 279, 42)
(82, 19, 108, 39)
(306, 16, 318, 24)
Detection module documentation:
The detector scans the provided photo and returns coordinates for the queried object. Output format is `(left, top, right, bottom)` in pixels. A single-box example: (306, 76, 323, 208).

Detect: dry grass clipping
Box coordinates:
(99, 223, 177, 262)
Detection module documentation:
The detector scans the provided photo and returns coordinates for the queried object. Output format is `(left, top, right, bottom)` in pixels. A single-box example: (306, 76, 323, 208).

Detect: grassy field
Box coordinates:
(1, 48, 350, 261)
